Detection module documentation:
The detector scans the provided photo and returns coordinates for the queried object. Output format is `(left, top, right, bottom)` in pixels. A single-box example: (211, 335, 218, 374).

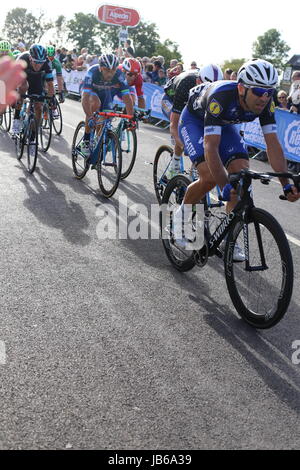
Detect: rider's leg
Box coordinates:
(12, 79, 28, 132)
(170, 112, 183, 171)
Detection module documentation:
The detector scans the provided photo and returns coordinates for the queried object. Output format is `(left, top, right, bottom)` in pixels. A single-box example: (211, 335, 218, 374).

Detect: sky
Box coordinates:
(0, 0, 299, 67)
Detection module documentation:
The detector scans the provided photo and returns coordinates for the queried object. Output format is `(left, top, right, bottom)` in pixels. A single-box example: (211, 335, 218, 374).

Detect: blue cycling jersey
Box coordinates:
(82, 65, 130, 101)
(186, 80, 277, 136)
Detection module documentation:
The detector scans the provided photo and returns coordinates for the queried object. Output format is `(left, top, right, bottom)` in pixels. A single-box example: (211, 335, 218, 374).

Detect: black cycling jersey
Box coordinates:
(187, 80, 276, 134)
(164, 71, 199, 114)
(18, 52, 53, 98)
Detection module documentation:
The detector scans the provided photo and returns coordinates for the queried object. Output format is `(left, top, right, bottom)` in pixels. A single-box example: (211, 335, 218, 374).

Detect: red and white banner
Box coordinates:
(97, 4, 140, 28)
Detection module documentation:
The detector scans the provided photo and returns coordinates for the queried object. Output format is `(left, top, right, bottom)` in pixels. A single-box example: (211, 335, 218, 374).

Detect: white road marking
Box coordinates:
(64, 122, 76, 130)
(156, 136, 168, 142)
(286, 234, 300, 247)
(0, 341, 6, 365)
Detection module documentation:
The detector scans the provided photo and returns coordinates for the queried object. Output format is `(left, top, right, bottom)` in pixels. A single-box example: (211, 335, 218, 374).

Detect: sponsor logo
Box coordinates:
(151, 90, 164, 114)
(208, 99, 222, 116)
(284, 120, 300, 156)
(270, 100, 275, 113)
(106, 8, 131, 24)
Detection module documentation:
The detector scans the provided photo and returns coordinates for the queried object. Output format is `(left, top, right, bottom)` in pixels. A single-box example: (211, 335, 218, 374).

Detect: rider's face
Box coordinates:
(30, 58, 44, 71)
(100, 66, 117, 81)
(238, 83, 272, 114)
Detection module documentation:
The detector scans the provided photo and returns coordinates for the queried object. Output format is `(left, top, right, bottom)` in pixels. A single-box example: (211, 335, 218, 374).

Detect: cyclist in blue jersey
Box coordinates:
(174, 59, 300, 254)
(80, 53, 134, 157)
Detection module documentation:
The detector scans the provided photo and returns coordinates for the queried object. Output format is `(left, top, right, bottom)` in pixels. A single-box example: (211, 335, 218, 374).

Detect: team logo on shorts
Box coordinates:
(208, 99, 223, 116)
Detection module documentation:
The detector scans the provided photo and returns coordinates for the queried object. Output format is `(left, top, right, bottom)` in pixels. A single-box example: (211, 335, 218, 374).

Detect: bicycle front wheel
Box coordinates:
(71, 121, 89, 179)
(97, 130, 122, 198)
(224, 208, 294, 329)
(120, 127, 137, 180)
(39, 103, 52, 152)
(52, 100, 63, 135)
(160, 175, 196, 272)
(27, 117, 38, 173)
(153, 145, 173, 204)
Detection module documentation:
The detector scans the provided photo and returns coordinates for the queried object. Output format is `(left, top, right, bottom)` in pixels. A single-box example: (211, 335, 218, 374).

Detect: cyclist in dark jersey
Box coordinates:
(80, 53, 134, 157)
(162, 65, 223, 177)
(12, 44, 54, 134)
(174, 59, 300, 251)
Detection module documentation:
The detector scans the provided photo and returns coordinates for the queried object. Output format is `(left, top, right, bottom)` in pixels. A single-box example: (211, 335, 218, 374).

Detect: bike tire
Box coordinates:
(71, 121, 89, 179)
(153, 145, 173, 204)
(52, 100, 63, 135)
(120, 127, 137, 180)
(39, 103, 52, 152)
(15, 126, 25, 160)
(27, 117, 39, 174)
(224, 207, 294, 329)
(160, 174, 196, 272)
(97, 130, 122, 198)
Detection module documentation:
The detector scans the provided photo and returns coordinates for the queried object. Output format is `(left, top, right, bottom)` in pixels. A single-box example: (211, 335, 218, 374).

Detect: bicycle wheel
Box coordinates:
(26, 117, 38, 174)
(97, 130, 122, 198)
(224, 208, 294, 329)
(153, 145, 173, 204)
(160, 175, 196, 272)
(2, 106, 12, 132)
(120, 127, 137, 180)
(39, 103, 52, 152)
(52, 100, 63, 135)
(71, 121, 89, 179)
(15, 120, 26, 160)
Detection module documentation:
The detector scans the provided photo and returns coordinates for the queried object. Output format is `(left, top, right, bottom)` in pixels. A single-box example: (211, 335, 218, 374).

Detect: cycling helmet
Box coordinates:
(46, 45, 56, 57)
(12, 50, 21, 58)
(237, 59, 278, 87)
(99, 53, 119, 69)
(199, 64, 223, 82)
(0, 40, 12, 53)
(29, 44, 47, 63)
(122, 58, 141, 74)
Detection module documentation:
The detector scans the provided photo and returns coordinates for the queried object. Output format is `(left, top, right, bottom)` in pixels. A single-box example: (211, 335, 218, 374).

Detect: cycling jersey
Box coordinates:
(179, 80, 276, 167)
(50, 58, 62, 76)
(82, 65, 130, 109)
(164, 71, 199, 114)
(187, 80, 276, 136)
(18, 52, 53, 99)
(129, 73, 144, 97)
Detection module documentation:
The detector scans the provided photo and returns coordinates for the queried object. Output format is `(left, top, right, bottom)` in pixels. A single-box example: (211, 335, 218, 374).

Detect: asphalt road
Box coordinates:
(0, 99, 299, 450)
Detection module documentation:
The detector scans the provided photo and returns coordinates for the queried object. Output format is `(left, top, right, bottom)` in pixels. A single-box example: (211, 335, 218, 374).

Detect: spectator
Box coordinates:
(190, 61, 199, 70)
(64, 52, 75, 71)
(59, 47, 67, 63)
(151, 60, 163, 83)
(157, 55, 165, 69)
(288, 70, 300, 114)
(74, 55, 87, 71)
(277, 90, 289, 110)
(230, 71, 237, 80)
(224, 68, 233, 80)
(72, 48, 78, 61)
(175, 63, 184, 74)
(144, 63, 154, 82)
(17, 39, 26, 52)
(156, 69, 167, 86)
(170, 59, 178, 69)
(81, 48, 88, 57)
(124, 39, 134, 57)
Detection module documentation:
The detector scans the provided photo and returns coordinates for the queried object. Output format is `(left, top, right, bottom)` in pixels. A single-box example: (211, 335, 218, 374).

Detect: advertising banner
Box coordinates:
(243, 108, 300, 162)
(97, 4, 140, 27)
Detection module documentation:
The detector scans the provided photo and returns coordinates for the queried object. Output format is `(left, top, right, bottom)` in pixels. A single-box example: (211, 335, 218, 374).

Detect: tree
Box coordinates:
(252, 29, 290, 71)
(54, 15, 68, 46)
(154, 39, 182, 64)
(221, 58, 246, 74)
(4, 8, 53, 47)
(67, 13, 101, 54)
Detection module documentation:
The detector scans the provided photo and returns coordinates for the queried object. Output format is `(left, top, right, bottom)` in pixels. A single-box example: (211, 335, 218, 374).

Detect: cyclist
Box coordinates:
(162, 64, 223, 178)
(80, 53, 134, 157)
(120, 58, 146, 109)
(174, 59, 300, 254)
(12, 44, 55, 136)
(46, 45, 65, 104)
(12, 50, 21, 60)
(0, 40, 13, 59)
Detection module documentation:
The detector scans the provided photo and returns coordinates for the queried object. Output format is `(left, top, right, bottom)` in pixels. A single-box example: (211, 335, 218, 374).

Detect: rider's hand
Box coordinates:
(129, 118, 137, 130)
(283, 184, 300, 202)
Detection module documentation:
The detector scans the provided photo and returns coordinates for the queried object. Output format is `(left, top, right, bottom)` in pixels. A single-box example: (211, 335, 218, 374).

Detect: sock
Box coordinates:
(172, 154, 181, 170)
(14, 109, 20, 119)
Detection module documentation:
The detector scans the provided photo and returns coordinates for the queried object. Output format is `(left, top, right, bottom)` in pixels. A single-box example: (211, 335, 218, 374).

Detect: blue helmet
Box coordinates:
(29, 44, 47, 63)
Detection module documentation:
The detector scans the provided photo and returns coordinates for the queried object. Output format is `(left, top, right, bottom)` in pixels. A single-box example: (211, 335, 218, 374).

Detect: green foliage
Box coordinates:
(252, 29, 290, 71)
(4, 8, 53, 46)
(67, 13, 100, 53)
(221, 58, 246, 74)
(154, 39, 182, 65)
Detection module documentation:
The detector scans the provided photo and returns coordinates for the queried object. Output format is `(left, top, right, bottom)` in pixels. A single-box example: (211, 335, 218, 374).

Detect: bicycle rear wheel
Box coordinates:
(52, 100, 63, 135)
(120, 127, 137, 180)
(160, 175, 196, 272)
(71, 121, 89, 179)
(26, 117, 38, 173)
(39, 102, 52, 152)
(153, 145, 173, 204)
(224, 208, 294, 329)
(97, 130, 122, 198)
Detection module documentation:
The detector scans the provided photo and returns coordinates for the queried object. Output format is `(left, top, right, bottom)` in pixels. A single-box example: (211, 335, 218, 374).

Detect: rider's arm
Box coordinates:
(122, 93, 134, 116)
(204, 133, 228, 189)
(264, 132, 300, 202)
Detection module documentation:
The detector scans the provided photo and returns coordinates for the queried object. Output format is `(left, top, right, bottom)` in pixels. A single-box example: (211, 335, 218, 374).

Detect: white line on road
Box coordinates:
(64, 122, 76, 130)
(0, 341, 6, 365)
(156, 136, 168, 142)
(286, 234, 300, 247)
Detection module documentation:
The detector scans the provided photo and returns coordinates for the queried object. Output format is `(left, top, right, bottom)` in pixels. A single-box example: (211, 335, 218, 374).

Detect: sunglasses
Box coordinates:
(278, 95, 287, 99)
(245, 85, 275, 97)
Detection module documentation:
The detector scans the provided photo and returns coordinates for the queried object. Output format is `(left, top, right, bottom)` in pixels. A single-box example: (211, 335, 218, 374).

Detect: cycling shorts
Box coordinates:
(179, 107, 248, 168)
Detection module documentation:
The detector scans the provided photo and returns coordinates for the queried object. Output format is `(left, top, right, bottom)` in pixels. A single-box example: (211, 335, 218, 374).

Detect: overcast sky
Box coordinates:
(0, 0, 298, 67)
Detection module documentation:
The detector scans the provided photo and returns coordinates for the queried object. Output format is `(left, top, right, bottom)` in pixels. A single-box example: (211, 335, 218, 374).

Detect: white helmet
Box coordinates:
(237, 59, 278, 87)
(199, 64, 223, 83)
(99, 53, 119, 69)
